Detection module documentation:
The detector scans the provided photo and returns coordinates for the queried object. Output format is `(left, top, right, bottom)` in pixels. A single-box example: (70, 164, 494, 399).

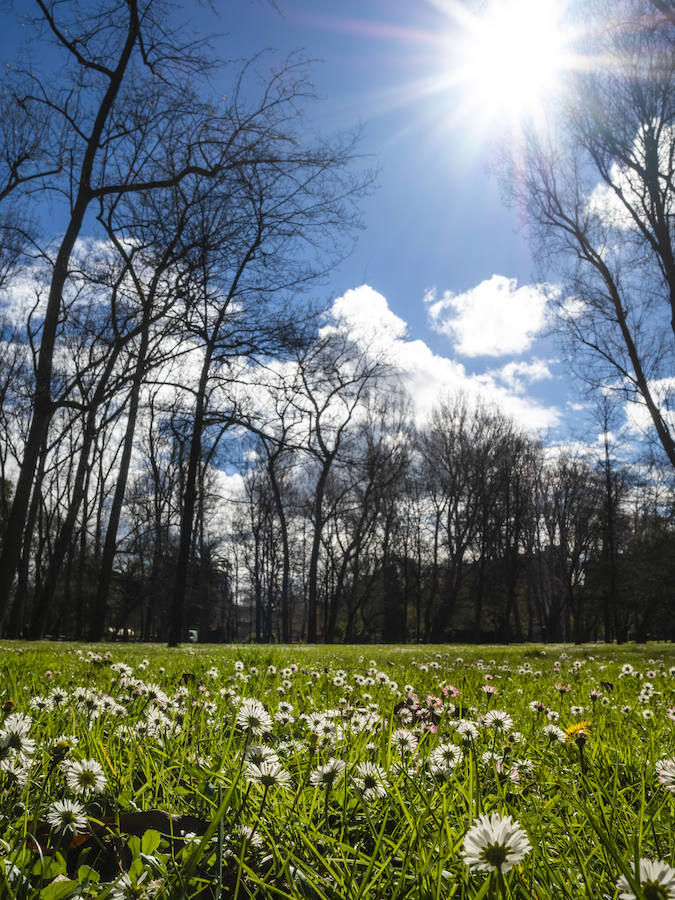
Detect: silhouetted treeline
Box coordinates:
(1, 364, 673, 643)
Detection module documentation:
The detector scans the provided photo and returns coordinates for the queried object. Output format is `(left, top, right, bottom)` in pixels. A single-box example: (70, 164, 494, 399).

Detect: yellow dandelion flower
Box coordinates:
(564, 721, 592, 746)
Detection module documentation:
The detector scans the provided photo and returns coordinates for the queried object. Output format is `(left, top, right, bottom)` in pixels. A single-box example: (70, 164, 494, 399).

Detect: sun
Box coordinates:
(450, 0, 576, 126)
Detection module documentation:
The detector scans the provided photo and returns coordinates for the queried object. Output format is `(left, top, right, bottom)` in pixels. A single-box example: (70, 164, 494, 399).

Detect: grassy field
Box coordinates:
(0, 641, 673, 898)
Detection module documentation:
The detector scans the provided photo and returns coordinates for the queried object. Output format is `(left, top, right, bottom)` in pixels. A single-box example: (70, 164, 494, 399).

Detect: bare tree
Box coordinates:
(289, 330, 388, 642)
(164, 121, 365, 647)
(0, 0, 353, 621)
(510, 0, 675, 467)
(419, 396, 496, 639)
(531, 452, 604, 641)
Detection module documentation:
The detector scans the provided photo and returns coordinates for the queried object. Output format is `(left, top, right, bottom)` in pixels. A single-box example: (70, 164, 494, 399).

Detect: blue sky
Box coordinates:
(207, 0, 581, 438)
(224, 0, 535, 302)
(1, 0, 590, 441)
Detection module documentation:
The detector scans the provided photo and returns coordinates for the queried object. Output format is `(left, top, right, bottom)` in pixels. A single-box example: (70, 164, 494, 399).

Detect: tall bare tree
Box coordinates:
(511, 0, 675, 467)
(0, 0, 323, 621)
(289, 331, 388, 642)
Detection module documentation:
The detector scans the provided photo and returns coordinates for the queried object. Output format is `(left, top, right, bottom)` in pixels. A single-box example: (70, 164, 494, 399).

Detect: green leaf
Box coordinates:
(33, 854, 67, 879)
(141, 829, 161, 855)
(128, 857, 145, 881)
(77, 865, 100, 884)
(39, 880, 78, 900)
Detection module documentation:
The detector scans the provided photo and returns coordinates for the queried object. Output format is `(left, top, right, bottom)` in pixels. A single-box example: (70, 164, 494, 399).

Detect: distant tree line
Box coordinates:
(1, 331, 674, 643)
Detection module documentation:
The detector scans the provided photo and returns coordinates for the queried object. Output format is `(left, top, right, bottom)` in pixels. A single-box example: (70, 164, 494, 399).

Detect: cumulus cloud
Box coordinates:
(329, 284, 560, 432)
(424, 275, 549, 357)
(486, 359, 553, 394)
(328, 285, 409, 348)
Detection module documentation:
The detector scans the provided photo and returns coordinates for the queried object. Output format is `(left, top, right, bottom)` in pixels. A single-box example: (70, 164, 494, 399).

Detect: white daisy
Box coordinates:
(462, 812, 532, 874)
(456, 720, 479, 742)
(74, 689, 101, 716)
(353, 762, 388, 799)
(0, 713, 35, 757)
(0, 755, 30, 789)
(274, 710, 295, 725)
(233, 824, 264, 850)
(391, 728, 418, 755)
(48, 688, 70, 706)
(236, 699, 273, 736)
(29, 695, 52, 713)
(45, 799, 87, 835)
(111, 663, 133, 678)
(309, 757, 346, 788)
(246, 744, 280, 767)
(143, 683, 169, 706)
(616, 858, 675, 900)
(483, 710, 514, 733)
(301, 712, 324, 732)
(245, 759, 292, 790)
(543, 724, 566, 744)
(429, 743, 462, 778)
(108, 871, 163, 899)
(63, 758, 107, 795)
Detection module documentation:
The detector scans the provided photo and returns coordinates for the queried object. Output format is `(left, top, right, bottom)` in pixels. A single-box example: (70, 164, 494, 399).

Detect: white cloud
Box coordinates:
(542, 440, 600, 464)
(329, 284, 560, 432)
(328, 285, 408, 349)
(486, 359, 553, 394)
(206, 469, 247, 536)
(566, 401, 590, 412)
(424, 275, 549, 356)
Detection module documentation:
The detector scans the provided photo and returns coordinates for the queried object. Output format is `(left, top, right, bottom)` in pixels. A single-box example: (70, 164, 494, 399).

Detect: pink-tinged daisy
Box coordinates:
(656, 758, 675, 795)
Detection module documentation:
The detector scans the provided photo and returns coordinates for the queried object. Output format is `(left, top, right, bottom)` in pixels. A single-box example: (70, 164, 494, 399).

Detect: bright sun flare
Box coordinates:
(454, 0, 574, 125)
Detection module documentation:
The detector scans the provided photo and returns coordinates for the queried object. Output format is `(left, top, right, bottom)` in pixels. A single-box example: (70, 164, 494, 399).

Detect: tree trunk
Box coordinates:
(90, 327, 150, 640)
(306, 465, 330, 643)
(267, 454, 291, 642)
(30, 346, 124, 638)
(167, 346, 212, 646)
(0, 9, 139, 619)
(5, 448, 47, 637)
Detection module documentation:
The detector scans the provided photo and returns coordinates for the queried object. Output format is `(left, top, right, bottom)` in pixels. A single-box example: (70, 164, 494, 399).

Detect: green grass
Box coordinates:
(0, 642, 673, 898)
